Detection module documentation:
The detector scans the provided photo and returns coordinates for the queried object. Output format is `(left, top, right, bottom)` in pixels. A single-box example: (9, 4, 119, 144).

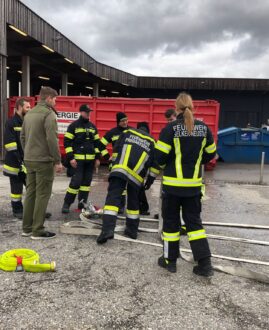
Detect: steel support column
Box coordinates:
(21, 55, 30, 96)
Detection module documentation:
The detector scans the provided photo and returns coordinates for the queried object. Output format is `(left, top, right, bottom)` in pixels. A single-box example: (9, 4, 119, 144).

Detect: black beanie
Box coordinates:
(116, 112, 128, 124)
(137, 122, 149, 133)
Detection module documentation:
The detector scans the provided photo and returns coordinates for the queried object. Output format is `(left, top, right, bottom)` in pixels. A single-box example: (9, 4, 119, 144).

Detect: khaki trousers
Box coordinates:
(23, 161, 54, 236)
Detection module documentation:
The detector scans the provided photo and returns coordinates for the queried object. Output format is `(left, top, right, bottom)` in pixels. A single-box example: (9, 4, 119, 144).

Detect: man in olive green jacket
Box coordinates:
(21, 86, 62, 239)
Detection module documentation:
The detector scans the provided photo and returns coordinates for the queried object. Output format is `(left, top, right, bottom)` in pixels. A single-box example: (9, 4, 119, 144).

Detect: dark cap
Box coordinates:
(137, 122, 150, 133)
(79, 104, 93, 113)
(116, 112, 128, 124)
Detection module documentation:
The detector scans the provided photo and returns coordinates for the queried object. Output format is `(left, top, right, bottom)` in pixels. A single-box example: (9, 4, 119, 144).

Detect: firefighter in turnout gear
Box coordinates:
(3, 98, 31, 219)
(100, 112, 130, 213)
(62, 104, 110, 213)
(136, 122, 151, 215)
(155, 92, 216, 276)
(97, 126, 160, 244)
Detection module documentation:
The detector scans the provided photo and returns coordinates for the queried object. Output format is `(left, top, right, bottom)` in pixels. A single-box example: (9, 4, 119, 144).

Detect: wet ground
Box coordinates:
(0, 163, 269, 329)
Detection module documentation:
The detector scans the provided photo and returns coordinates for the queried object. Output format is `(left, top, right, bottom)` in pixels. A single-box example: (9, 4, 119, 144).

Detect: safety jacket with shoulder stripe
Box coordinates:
(3, 113, 24, 177)
(100, 125, 132, 153)
(155, 113, 216, 197)
(64, 116, 109, 161)
(110, 128, 160, 187)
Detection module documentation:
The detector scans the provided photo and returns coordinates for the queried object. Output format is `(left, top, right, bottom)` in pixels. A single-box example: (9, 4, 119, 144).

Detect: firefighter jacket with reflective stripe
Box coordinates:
(100, 125, 132, 151)
(64, 116, 109, 161)
(110, 128, 160, 187)
(3, 113, 24, 177)
(155, 113, 216, 197)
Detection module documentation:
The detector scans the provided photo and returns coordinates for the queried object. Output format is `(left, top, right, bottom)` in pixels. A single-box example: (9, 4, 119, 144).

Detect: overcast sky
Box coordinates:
(21, 0, 269, 78)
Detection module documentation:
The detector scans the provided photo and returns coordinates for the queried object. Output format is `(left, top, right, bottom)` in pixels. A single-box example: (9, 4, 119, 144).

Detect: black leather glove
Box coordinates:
(144, 175, 155, 190)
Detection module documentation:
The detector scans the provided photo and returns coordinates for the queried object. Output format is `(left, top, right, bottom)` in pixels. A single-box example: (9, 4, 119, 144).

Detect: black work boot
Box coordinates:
(61, 202, 70, 214)
(12, 201, 23, 220)
(97, 230, 114, 244)
(124, 220, 139, 239)
(45, 212, 52, 219)
(158, 256, 177, 273)
(13, 211, 23, 220)
(97, 218, 116, 244)
(193, 257, 214, 277)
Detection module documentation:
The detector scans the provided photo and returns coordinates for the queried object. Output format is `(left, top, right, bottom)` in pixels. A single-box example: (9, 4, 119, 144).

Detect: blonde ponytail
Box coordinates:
(183, 107, 194, 134)
(175, 92, 194, 134)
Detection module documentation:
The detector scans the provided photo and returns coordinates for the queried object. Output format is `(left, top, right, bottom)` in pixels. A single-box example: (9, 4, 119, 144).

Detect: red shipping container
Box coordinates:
(8, 96, 220, 168)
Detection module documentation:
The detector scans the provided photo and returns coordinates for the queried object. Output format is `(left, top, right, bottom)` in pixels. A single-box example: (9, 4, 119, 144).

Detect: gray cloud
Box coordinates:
(20, 0, 269, 77)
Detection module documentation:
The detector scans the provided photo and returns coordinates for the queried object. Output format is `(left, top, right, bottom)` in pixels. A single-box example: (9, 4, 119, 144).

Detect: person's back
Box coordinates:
(111, 127, 157, 186)
(155, 92, 216, 277)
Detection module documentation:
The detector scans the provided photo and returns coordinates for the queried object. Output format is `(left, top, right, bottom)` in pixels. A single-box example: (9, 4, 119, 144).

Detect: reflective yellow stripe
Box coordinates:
(127, 129, 155, 144)
(101, 137, 109, 146)
(162, 231, 180, 242)
(205, 142, 216, 154)
(123, 145, 132, 166)
(163, 176, 202, 187)
(112, 135, 119, 141)
(112, 164, 143, 183)
(193, 138, 206, 179)
(122, 189, 127, 195)
(65, 132, 75, 139)
(65, 147, 73, 154)
(149, 167, 159, 175)
(101, 149, 109, 156)
(5, 142, 17, 151)
(10, 193, 22, 199)
(75, 128, 86, 133)
(3, 164, 20, 174)
(188, 229, 207, 241)
(126, 209, 139, 215)
(133, 151, 147, 173)
(67, 187, 79, 195)
(74, 154, 85, 160)
(174, 138, 183, 179)
(104, 205, 119, 212)
(74, 154, 95, 160)
(156, 140, 171, 154)
(79, 186, 90, 192)
(86, 154, 95, 160)
(13, 127, 22, 131)
(95, 148, 100, 153)
(112, 152, 118, 161)
(94, 134, 100, 140)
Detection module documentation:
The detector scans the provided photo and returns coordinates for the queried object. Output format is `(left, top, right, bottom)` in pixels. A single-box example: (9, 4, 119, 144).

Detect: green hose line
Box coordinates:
(0, 249, 56, 272)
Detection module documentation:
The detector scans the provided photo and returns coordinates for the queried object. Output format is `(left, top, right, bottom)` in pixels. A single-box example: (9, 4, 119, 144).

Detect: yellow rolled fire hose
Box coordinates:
(0, 249, 56, 272)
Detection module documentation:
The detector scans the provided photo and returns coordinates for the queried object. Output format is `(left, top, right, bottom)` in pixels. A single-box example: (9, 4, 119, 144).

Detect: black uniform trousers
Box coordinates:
(102, 177, 140, 233)
(138, 187, 149, 213)
(162, 192, 211, 261)
(64, 160, 94, 206)
(9, 175, 23, 213)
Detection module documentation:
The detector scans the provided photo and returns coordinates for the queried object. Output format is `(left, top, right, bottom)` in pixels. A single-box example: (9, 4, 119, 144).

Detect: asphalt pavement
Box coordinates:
(0, 163, 268, 329)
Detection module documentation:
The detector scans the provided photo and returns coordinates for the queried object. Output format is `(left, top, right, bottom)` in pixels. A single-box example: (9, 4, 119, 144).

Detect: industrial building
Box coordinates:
(1, 0, 269, 158)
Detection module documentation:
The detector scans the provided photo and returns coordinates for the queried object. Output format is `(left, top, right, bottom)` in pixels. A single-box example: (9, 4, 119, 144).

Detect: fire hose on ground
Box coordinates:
(60, 206, 269, 284)
(0, 249, 56, 272)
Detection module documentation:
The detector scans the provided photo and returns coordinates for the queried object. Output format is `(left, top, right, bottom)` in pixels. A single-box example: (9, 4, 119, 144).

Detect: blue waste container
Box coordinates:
(217, 127, 269, 163)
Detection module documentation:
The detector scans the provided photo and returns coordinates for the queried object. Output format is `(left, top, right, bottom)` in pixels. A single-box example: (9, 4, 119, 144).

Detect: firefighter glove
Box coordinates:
(144, 175, 155, 190)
